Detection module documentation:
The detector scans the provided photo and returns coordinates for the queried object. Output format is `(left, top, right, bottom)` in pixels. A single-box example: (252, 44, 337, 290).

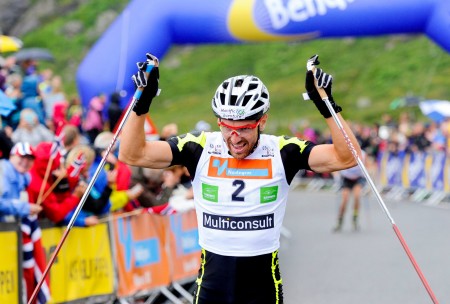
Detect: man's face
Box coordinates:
(218, 114, 268, 160)
(10, 155, 34, 173)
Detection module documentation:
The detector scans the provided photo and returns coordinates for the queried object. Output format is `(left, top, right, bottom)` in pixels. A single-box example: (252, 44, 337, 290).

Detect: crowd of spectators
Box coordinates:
(0, 55, 196, 221)
(0, 55, 195, 303)
(292, 112, 450, 168)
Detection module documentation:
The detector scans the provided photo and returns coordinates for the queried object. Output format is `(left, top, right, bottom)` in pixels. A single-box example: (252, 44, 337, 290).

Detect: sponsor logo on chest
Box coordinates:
(207, 156, 273, 179)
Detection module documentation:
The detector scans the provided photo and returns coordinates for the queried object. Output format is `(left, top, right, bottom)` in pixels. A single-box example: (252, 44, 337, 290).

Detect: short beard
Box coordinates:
(226, 138, 250, 159)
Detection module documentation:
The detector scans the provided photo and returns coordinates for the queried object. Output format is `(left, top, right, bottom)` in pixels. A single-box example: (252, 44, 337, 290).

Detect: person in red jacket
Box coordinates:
(27, 141, 87, 224)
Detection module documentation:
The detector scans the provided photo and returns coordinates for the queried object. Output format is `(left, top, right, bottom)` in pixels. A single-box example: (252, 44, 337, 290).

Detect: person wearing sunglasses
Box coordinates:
(119, 53, 362, 304)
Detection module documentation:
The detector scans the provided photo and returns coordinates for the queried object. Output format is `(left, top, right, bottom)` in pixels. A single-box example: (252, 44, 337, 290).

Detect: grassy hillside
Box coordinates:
(155, 37, 450, 134)
(20, 1, 450, 134)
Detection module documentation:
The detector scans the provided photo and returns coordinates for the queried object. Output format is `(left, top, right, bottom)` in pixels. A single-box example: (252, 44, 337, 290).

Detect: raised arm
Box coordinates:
(303, 55, 361, 173)
(119, 53, 173, 169)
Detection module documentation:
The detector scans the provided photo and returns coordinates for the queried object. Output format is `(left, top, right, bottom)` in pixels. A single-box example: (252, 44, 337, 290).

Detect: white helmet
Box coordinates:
(212, 75, 270, 121)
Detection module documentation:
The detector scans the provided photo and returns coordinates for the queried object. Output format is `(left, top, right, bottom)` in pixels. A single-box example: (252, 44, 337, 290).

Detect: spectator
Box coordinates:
(129, 166, 164, 208)
(0, 142, 50, 303)
(67, 95, 83, 132)
(17, 59, 37, 77)
(0, 142, 41, 220)
(21, 69, 46, 125)
(0, 56, 6, 91)
(193, 120, 211, 133)
(160, 123, 178, 141)
(77, 144, 112, 217)
(398, 112, 412, 138)
(83, 93, 106, 143)
(62, 144, 101, 226)
(0, 129, 14, 159)
(37, 68, 53, 98)
(107, 91, 124, 132)
(425, 121, 446, 152)
(42, 74, 65, 120)
(441, 118, 450, 151)
(61, 124, 81, 154)
(58, 124, 85, 190)
(4, 73, 23, 99)
(27, 142, 84, 225)
(3, 73, 23, 129)
(52, 101, 69, 135)
(11, 108, 54, 146)
(129, 165, 190, 212)
(408, 122, 431, 152)
(160, 165, 195, 214)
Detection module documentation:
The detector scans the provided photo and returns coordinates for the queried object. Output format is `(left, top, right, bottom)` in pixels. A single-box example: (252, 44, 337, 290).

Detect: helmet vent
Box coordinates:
(242, 95, 252, 106)
(229, 95, 237, 106)
(235, 79, 243, 87)
(222, 82, 229, 89)
(219, 93, 226, 105)
(248, 83, 257, 91)
(253, 100, 265, 110)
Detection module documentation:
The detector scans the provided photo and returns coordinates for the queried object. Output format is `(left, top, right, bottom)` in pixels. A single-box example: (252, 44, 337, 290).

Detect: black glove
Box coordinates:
(304, 55, 342, 118)
(131, 53, 160, 116)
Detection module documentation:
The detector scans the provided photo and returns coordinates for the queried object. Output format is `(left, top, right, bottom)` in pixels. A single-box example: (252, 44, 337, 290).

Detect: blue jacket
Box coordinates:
(0, 159, 31, 220)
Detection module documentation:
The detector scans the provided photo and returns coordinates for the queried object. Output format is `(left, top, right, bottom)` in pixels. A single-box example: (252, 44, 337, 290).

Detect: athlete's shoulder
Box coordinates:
(168, 131, 213, 150)
(274, 135, 312, 152)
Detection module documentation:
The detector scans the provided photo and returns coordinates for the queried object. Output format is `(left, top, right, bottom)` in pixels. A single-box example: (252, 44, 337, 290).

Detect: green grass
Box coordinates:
(19, 2, 450, 135)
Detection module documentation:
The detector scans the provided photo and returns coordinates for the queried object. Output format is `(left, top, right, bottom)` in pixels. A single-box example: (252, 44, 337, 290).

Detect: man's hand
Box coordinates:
(131, 53, 160, 116)
(84, 215, 99, 226)
(162, 169, 181, 188)
(106, 169, 118, 186)
(29, 204, 43, 216)
(126, 183, 144, 200)
(73, 182, 87, 198)
(304, 54, 342, 118)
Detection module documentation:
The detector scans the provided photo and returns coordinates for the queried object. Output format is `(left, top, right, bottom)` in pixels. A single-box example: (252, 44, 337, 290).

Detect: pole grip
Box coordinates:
(310, 66, 330, 101)
(132, 59, 158, 100)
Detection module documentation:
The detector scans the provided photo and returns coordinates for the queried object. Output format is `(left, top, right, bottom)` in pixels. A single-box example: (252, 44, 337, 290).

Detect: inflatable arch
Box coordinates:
(76, 0, 450, 108)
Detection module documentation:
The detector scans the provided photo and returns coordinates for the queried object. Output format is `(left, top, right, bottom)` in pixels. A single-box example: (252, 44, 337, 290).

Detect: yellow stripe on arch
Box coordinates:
(227, 0, 318, 41)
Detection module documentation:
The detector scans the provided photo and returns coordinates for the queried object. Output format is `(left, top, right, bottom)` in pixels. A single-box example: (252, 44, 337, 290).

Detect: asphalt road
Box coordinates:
(278, 188, 450, 304)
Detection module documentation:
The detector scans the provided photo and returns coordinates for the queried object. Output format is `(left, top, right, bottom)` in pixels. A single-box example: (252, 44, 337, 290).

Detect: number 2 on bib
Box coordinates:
(232, 179, 245, 201)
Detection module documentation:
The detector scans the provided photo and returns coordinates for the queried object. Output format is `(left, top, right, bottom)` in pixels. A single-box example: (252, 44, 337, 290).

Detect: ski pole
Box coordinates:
(307, 55, 439, 304)
(28, 57, 158, 304)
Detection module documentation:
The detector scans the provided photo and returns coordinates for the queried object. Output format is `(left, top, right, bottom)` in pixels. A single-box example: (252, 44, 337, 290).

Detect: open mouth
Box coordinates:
(230, 142, 246, 154)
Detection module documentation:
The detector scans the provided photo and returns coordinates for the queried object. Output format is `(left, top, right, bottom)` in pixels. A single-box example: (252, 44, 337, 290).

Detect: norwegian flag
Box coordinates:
(22, 216, 51, 304)
(146, 202, 177, 215)
(50, 133, 64, 159)
(67, 152, 86, 178)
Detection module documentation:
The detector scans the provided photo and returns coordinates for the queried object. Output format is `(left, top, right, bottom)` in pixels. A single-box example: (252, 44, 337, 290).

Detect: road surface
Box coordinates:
(279, 188, 450, 304)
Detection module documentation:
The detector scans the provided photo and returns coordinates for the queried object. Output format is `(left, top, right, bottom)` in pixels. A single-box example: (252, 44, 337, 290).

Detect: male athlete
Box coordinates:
(119, 53, 362, 303)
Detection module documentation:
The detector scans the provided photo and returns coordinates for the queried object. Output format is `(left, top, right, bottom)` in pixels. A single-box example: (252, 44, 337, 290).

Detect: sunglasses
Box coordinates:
(218, 118, 262, 137)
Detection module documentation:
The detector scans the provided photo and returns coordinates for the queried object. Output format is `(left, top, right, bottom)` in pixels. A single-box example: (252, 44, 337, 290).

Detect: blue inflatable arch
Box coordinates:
(77, 0, 450, 108)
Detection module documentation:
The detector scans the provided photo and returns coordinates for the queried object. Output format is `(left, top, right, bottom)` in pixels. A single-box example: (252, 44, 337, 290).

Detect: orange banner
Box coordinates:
(112, 213, 170, 297)
(167, 210, 201, 282)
